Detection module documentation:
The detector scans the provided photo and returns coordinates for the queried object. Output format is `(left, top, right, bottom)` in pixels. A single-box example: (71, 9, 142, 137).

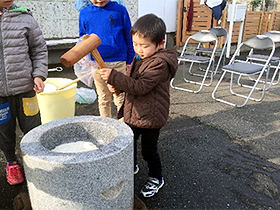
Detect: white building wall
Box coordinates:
(16, 0, 138, 39)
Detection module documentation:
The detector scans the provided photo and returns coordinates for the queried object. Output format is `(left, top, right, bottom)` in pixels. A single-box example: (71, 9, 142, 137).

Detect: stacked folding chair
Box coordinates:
(238, 31, 280, 91)
(196, 27, 228, 75)
(212, 35, 275, 107)
(170, 30, 218, 93)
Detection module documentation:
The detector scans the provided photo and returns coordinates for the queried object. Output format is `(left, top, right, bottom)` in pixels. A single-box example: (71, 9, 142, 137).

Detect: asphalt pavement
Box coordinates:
(1, 47, 280, 209)
(135, 47, 280, 209)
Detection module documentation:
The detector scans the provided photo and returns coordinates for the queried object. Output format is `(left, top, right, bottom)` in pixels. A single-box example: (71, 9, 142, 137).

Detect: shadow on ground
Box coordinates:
(135, 115, 280, 209)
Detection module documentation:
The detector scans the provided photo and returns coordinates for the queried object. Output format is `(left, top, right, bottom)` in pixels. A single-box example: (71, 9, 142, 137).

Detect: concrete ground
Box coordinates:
(0, 47, 280, 209)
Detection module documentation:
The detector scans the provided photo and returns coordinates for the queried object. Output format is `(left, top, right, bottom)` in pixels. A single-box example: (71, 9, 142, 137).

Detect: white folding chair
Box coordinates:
(196, 27, 228, 75)
(238, 31, 280, 90)
(212, 35, 275, 107)
(170, 30, 218, 93)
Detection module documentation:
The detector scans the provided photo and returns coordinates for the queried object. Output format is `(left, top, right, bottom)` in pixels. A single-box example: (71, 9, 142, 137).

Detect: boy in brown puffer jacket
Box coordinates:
(100, 13, 178, 198)
(0, 0, 48, 185)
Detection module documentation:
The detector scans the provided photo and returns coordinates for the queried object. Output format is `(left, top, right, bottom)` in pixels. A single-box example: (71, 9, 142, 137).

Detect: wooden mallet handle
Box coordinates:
(91, 47, 121, 95)
(57, 72, 93, 90)
(60, 34, 120, 95)
(82, 35, 120, 95)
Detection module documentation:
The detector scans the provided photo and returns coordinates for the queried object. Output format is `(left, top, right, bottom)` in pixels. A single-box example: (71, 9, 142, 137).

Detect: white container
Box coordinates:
(227, 4, 247, 22)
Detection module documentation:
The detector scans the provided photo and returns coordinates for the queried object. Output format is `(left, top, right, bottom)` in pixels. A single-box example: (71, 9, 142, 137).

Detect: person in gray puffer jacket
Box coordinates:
(0, 1, 48, 185)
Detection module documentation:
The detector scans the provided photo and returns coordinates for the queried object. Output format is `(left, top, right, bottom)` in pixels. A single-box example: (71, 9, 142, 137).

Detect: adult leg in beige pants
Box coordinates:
(93, 61, 126, 117)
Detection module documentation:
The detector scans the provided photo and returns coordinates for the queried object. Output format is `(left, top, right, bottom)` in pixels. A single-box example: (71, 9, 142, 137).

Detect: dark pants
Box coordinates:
(0, 90, 41, 162)
(210, 0, 227, 27)
(129, 125, 162, 179)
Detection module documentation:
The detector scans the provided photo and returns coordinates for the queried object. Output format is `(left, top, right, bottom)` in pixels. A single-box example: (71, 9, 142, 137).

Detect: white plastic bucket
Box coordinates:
(37, 78, 77, 124)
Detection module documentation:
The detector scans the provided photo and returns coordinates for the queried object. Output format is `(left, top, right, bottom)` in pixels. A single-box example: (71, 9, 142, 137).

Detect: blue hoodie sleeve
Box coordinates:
(79, 10, 87, 37)
(122, 8, 135, 64)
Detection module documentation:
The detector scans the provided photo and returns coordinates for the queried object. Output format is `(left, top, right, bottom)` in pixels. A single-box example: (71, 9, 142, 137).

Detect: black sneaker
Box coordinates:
(140, 177, 164, 197)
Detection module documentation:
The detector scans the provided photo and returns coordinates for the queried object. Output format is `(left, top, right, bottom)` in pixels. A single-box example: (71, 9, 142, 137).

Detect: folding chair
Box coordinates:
(238, 31, 280, 90)
(170, 30, 218, 93)
(212, 35, 275, 107)
(196, 27, 228, 75)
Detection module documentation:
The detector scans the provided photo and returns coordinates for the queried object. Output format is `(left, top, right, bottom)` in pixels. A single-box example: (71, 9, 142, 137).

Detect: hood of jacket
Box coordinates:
(149, 49, 178, 79)
(1, 3, 28, 13)
(10, 7, 29, 13)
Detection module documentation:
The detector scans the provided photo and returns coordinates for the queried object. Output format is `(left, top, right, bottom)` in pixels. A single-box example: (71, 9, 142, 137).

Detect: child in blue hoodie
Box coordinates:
(79, 0, 134, 118)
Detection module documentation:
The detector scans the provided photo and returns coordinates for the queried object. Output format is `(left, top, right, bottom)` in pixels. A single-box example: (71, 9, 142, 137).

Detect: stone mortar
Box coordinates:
(20, 116, 134, 210)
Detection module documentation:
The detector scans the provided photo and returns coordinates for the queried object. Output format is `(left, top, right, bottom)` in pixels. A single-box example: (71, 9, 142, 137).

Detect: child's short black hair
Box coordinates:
(130, 14, 166, 46)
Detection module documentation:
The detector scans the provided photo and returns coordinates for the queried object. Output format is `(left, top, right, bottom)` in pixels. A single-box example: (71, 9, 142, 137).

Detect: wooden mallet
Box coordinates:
(59, 33, 119, 95)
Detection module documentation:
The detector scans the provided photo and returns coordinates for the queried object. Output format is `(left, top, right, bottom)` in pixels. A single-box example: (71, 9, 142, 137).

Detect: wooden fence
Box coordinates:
(176, 0, 280, 46)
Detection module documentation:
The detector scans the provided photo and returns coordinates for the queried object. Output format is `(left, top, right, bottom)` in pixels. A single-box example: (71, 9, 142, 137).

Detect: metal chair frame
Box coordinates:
(212, 35, 275, 107)
(237, 31, 280, 91)
(170, 30, 218, 93)
(195, 27, 228, 76)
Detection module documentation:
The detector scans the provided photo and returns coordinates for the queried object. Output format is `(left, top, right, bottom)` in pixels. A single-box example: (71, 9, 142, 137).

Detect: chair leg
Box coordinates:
(212, 70, 268, 107)
(213, 51, 225, 75)
(171, 59, 214, 93)
(170, 77, 175, 88)
(231, 71, 268, 104)
(212, 71, 238, 106)
(196, 54, 221, 76)
(184, 62, 213, 86)
(274, 68, 280, 85)
(237, 63, 280, 91)
(269, 63, 280, 86)
(171, 64, 213, 93)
